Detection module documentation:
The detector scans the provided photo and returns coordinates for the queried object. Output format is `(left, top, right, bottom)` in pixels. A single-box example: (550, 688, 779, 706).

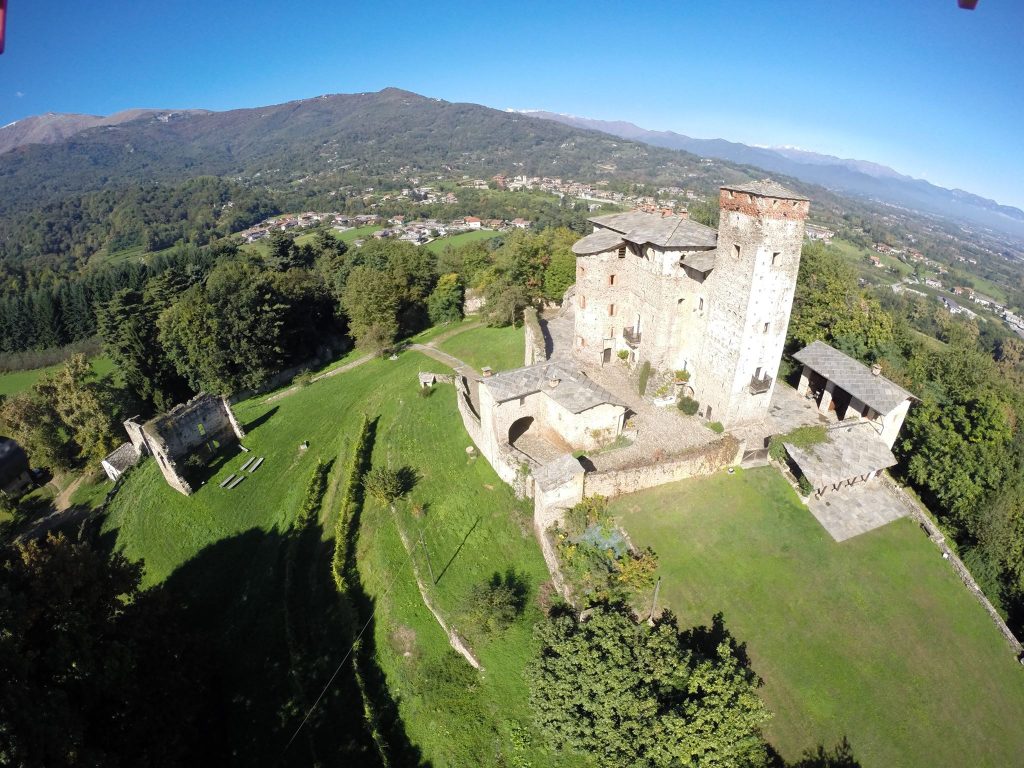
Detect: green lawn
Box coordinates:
(100, 348, 578, 766)
(613, 468, 1024, 768)
(0, 355, 114, 397)
(424, 229, 500, 254)
(436, 323, 525, 372)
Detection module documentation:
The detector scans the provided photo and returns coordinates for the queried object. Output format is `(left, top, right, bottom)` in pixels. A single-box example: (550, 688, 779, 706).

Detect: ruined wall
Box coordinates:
(583, 435, 742, 498)
(523, 307, 546, 366)
(142, 394, 246, 497)
(456, 375, 533, 496)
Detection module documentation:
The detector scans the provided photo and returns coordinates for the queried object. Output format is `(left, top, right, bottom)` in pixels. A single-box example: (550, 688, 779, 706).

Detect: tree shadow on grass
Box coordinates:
(147, 521, 427, 767)
(768, 737, 862, 768)
(244, 405, 278, 434)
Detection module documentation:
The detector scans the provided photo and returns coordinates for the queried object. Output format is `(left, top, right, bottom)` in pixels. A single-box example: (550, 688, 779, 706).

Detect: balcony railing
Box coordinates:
(749, 373, 773, 394)
(623, 327, 642, 347)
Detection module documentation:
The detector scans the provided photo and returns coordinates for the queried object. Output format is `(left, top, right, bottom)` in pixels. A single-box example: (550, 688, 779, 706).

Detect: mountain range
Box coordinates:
(519, 111, 1024, 238)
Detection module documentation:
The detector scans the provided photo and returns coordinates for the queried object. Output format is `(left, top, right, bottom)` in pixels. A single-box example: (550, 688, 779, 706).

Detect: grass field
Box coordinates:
(0, 356, 114, 397)
(424, 229, 500, 254)
(99, 342, 581, 767)
(435, 323, 525, 372)
(613, 468, 1024, 768)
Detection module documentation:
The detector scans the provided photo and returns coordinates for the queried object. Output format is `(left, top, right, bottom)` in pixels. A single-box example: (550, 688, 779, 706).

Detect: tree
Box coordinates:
(43, 354, 120, 467)
(0, 533, 209, 766)
(158, 260, 293, 393)
(0, 390, 73, 472)
(341, 266, 401, 353)
(543, 250, 576, 302)
(529, 604, 770, 768)
(427, 272, 464, 325)
(788, 242, 893, 358)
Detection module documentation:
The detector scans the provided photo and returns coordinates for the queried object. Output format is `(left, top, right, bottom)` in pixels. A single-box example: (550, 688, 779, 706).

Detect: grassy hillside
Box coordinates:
(614, 468, 1024, 768)
(99, 341, 582, 767)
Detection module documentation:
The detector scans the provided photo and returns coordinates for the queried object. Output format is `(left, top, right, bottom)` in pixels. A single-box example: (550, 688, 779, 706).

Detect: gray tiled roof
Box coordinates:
(483, 361, 626, 414)
(102, 442, 140, 473)
(571, 228, 625, 255)
(784, 422, 897, 488)
(721, 179, 808, 201)
(589, 211, 718, 249)
(534, 453, 585, 492)
(682, 250, 717, 273)
(793, 341, 913, 414)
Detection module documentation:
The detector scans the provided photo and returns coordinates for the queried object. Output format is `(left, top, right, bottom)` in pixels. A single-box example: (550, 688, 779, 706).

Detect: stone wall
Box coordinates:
(141, 394, 246, 496)
(584, 435, 742, 498)
(692, 189, 806, 426)
(523, 306, 546, 366)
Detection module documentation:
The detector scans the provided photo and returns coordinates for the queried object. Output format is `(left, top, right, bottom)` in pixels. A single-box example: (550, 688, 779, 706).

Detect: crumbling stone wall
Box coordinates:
(136, 394, 246, 496)
(523, 307, 546, 366)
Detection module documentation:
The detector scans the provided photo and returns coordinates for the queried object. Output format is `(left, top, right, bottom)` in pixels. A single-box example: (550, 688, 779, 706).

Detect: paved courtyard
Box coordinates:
(806, 480, 908, 542)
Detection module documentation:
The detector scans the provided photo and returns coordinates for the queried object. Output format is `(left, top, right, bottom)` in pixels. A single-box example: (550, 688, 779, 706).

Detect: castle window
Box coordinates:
(609, 304, 616, 317)
(763, 322, 769, 334)
(579, 294, 586, 309)
(699, 297, 705, 311)
(609, 274, 616, 286)
(578, 336, 586, 347)
(577, 266, 585, 277)
(772, 251, 780, 266)
(617, 246, 626, 258)
(733, 244, 741, 258)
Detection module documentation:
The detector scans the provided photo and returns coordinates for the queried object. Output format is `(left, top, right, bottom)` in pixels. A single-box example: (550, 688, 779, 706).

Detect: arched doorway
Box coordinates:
(508, 416, 534, 445)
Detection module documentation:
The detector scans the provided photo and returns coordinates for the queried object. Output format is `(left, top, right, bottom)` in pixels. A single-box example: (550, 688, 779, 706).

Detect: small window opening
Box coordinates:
(763, 322, 770, 334)
(772, 251, 780, 266)
(608, 304, 616, 317)
(609, 274, 616, 286)
(617, 246, 626, 258)
(698, 297, 705, 310)
(733, 244, 741, 258)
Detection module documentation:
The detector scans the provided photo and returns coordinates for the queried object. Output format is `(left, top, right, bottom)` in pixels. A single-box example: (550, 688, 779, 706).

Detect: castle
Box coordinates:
(571, 180, 809, 426)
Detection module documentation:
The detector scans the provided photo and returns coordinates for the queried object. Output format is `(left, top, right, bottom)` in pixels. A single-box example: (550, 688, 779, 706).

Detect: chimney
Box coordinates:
(481, 366, 493, 378)
(871, 363, 881, 377)
(678, 208, 689, 220)
(548, 377, 561, 389)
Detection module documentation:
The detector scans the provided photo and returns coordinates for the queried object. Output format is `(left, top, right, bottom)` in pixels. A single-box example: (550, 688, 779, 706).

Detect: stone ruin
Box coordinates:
(124, 393, 246, 496)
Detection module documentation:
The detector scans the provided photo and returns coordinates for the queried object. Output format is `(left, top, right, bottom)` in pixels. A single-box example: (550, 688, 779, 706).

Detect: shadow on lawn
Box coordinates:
(244, 405, 278, 434)
(132, 522, 429, 767)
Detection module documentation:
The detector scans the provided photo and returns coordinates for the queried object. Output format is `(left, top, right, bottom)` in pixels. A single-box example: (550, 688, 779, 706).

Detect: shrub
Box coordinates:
(462, 570, 529, 635)
(677, 396, 699, 415)
(674, 369, 690, 382)
(637, 361, 651, 396)
(707, 421, 725, 434)
(617, 350, 629, 361)
(563, 495, 610, 537)
(363, 466, 404, 505)
(797, 475, 814, 497)
(768, 424, 828, 463)
(292, 370, 313, 388)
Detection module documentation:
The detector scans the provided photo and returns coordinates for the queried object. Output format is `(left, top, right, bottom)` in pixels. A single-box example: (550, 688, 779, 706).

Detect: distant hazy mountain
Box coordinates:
(522, 111, 1024, 237)
(0, 109, 208, 155)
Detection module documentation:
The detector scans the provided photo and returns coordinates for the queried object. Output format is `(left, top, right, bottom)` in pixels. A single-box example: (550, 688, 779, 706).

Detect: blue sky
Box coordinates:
(1, 0, 1022, 208)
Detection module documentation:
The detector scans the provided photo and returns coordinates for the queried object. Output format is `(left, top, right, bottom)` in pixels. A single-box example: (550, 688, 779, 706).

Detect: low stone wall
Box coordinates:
(584, 436, 743, 498)
(523, 306, 546, 366)
(882, 476, 1023, 656)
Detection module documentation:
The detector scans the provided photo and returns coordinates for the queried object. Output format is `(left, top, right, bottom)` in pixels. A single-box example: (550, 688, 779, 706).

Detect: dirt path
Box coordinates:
(263, 353, 373, 404)
(53, 475, 85, 512)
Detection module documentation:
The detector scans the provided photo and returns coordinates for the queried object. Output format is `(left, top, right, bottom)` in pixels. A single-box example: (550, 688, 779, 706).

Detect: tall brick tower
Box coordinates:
(692, 181, 809, 425)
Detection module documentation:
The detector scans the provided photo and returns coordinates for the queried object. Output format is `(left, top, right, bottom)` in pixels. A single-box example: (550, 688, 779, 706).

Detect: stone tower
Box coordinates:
(691, 181, 809, 425)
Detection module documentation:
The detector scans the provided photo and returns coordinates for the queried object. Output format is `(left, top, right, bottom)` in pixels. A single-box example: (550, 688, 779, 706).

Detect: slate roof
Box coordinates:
(589, 211, 718, 249)
(784, 422, 897, 488)
(102, 442, 140, 474)
(571, 228, 625, 255)
(721, 179, 808, 201)
(793, 341, 914, 415)
(533, 453, 585, 492)
(482, 362, 626, 414)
